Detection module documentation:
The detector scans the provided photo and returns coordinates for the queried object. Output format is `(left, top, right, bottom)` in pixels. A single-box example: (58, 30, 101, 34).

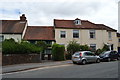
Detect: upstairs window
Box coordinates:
(74, 18, 81, 25)
(89, 30, 95, 39)
(108, 32, 112, 40)
(60, 31, 66, 38)
(73, 30, 79, 38)
(75, 20, 81, 25)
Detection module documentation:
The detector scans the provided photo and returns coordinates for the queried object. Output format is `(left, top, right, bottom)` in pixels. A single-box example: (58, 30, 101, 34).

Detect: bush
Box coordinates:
(2, 38, 41, 54)
(95, 49, 102, 55)
(52, 44, 65, 61)
(80, 45, 90, 51)
(102, 44, 110, 51)
(36, 41, 47, 51)
(67, 40, 81, 55)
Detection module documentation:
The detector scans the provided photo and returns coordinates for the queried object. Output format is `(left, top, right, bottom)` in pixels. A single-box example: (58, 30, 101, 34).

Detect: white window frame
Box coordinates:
(89, 30, 96, 39)
(60, 31, 66, 38)
(108, 32, 112, 40)
(73, 30, 79, 38)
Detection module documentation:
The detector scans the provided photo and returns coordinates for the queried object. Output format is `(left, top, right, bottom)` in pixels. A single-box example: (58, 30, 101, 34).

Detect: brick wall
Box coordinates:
(2, 54, 41, 66)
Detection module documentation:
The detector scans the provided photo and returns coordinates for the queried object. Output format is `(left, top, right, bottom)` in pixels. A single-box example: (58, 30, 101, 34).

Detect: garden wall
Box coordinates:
(2, 54, 41, 66)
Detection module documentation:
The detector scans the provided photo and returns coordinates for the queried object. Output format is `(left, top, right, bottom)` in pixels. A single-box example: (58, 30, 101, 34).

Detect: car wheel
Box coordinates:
(82, 60, 86, 65)
(96, 59, 100, 63)
(107, 58, 111, 62)
(73, 61, 77, 64)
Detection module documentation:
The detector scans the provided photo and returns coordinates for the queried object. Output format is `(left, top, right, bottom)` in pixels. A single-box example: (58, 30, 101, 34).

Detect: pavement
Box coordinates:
(2, 60, 72, 74)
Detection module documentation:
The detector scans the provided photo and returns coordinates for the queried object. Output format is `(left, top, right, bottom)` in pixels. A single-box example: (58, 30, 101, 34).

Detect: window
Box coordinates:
(89, 30, 95, 39)
(60, 31, 66, 38)
(73, 30, 79, 38)
(75, 20, 81, 25)
(90, 44, 96, 51)
(0, 36, 4, 42)
(108, 32, 112, 40)
(119, 39, 120, 42)
(85, 52, 94, 56)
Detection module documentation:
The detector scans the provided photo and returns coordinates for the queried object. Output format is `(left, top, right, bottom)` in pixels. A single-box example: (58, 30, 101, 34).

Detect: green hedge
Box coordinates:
(2, 39, 41, 54)
(52, 44, 65, 61)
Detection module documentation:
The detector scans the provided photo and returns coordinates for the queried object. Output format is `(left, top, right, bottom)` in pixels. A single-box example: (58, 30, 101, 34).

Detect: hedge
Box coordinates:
(52, 44, 65, 61)
(2, 39, 41, 54)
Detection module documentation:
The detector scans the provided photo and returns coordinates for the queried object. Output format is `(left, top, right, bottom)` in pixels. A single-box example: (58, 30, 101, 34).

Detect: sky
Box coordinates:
(0, 0, 119, 31)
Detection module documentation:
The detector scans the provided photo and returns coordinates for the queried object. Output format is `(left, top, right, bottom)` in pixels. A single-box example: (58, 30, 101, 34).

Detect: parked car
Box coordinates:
(99, 51, 119, 62)
(72, 51, 100, 65)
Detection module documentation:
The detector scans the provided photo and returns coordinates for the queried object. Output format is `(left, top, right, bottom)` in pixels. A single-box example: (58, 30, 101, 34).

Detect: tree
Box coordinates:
(67, 40, 81, 55)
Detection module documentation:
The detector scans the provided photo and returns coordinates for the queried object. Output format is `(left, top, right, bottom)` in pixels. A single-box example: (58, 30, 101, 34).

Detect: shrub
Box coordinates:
(80, 45, 90, 51)
(66, 40, 80, 60)
(67, 40, 81, 55)
(2, 39, 41, 54)
(102, 44, 110, 51)
(21, 42, 41, 54)
(95, 49, 102, 55)
(36, 41, 47, 51)
(52, 44, 65, 61)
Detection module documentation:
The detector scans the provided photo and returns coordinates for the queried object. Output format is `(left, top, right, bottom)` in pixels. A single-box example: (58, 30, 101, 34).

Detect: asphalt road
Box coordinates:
(2, 61, 119, 78)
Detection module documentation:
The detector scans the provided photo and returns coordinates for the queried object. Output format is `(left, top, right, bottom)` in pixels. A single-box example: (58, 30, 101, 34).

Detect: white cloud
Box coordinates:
(0, 0, 119, 30)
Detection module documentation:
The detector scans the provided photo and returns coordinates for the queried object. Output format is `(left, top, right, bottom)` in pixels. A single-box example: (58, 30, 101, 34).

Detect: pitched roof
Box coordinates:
(24, 26, 55, 41)
(96, 24, 117, 32)
(1, 20, 27, 34)
(54, 19, 117, 32)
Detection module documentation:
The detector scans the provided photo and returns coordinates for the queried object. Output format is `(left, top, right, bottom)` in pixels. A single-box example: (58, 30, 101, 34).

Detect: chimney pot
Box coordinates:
(20, 14, 26, 21)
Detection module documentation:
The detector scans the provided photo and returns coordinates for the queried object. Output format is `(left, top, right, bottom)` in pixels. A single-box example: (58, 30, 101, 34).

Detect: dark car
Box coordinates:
(99, 51, 119, 62)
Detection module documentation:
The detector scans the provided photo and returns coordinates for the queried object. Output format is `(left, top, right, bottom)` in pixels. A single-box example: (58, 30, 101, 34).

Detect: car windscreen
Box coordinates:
(101, 51, 110, 55)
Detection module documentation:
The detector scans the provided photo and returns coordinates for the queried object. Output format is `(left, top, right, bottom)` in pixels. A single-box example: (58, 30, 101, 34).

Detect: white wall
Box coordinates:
(55, 28, 118, 51)
(1, 34, 22, 42)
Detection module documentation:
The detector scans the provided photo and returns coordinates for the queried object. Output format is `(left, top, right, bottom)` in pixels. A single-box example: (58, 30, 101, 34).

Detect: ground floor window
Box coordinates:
(90, 44, 96, 51)
(0, 35, 4, 42)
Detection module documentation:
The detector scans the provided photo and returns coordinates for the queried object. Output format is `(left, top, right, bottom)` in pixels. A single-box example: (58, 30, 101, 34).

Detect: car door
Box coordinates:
(89, 52, 96, 62)
(110, 51, 116, 59)
(84, 52, 92, 62)
(113, 51, 118, 59)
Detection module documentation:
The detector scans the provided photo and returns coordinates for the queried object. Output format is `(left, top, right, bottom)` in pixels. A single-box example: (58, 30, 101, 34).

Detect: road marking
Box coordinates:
(2, 64, 72, 75)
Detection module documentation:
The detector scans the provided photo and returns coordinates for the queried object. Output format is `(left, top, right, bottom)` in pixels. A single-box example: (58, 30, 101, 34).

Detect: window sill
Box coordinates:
(89, 38, 96, 40)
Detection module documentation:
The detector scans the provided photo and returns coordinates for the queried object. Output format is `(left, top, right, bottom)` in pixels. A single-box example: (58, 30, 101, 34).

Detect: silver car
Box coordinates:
(72, 51, 100, 65)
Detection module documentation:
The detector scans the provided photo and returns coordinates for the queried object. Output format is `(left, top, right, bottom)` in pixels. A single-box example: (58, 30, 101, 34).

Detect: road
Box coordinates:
(2, 61, 119, 78)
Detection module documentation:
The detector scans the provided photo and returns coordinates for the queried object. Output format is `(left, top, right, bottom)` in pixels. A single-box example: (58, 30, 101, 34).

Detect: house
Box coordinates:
(0, 14, 28, 42)
(24, 26, 55, 60)
(54, 18, 118, 51)
(24, 26, 55, 44)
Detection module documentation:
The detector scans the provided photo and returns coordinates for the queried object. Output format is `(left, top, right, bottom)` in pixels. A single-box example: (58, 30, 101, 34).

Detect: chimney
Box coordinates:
(20, 14, 26, 21)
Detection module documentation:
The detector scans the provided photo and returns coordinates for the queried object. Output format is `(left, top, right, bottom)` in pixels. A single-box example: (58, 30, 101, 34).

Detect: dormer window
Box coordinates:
(74, 18, 81, 25)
